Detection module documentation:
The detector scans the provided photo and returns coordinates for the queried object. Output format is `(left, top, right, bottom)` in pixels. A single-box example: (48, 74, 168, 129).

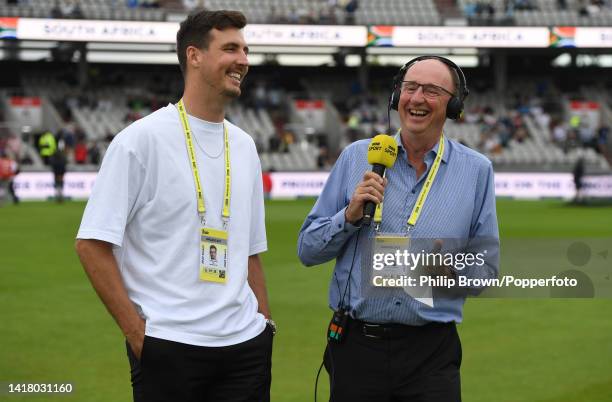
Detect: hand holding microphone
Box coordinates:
(345, 135, 398, 226)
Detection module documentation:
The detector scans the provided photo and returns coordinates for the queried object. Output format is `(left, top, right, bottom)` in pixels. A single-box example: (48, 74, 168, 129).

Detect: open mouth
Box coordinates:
(227, 72, 243, 84)
(408, 109, 429, 117)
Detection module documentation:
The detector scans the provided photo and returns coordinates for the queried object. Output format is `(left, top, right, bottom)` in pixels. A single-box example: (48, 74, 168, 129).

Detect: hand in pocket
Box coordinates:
(127, 318, 146, 361)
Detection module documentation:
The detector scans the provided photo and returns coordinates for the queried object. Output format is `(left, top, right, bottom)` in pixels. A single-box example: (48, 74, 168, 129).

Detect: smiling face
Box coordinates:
(397, 59, 455, 141)
(188, 27, 249, 99)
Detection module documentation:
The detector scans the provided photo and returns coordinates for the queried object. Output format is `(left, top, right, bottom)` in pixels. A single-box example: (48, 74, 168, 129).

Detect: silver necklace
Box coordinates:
(191, 125, 225, 159)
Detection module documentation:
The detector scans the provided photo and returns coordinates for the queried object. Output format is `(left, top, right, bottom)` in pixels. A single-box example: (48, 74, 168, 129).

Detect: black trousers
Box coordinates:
(126, 327, 273, 402)
(324, 319, 461, 402)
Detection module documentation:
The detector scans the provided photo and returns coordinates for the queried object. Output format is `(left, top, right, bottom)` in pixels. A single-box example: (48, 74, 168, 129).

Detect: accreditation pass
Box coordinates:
(200, 227, 228, 283)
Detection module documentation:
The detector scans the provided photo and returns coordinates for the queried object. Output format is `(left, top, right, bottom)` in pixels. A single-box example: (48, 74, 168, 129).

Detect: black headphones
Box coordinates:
(389, 55, 470, 120)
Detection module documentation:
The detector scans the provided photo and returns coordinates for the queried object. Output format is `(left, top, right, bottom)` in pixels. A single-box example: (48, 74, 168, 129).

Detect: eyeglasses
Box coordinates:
(400, 81, 455, 99)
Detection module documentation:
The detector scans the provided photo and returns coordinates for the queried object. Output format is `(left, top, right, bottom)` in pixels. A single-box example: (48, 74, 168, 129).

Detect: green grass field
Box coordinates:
(1, 199, 611, 401)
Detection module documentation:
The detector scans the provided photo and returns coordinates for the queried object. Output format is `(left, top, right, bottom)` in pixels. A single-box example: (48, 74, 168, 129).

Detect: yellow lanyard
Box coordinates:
(373, 134, 445, 232)
(177, 99, 231, 226)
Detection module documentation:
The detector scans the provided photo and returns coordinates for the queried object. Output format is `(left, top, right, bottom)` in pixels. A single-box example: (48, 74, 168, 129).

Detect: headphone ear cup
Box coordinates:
(446, 96, 463, 120)
(390, 86, 401, 111)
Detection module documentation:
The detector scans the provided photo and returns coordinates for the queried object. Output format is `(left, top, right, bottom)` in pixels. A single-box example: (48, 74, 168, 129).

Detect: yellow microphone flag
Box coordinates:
(367, 134, 398, 168)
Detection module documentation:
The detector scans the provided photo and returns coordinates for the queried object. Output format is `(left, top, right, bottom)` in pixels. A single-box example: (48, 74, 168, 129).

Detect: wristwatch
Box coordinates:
(266, 319, 277, 336)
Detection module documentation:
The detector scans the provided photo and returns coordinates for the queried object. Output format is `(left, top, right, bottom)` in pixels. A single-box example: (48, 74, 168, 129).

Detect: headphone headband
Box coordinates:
(389, 55, 469, 120)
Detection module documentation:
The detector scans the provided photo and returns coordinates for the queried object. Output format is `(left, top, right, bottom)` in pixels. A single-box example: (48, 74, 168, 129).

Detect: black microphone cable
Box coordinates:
(387, 82, 395, 135)
(314, 226, 363, 402)
(387, 97, 392, 135)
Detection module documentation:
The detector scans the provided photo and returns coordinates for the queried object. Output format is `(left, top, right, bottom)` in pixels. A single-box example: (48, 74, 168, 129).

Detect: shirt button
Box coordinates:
(395, 300, 401, 306)
(411, 189, 416, 194)
(338, 224, 342, 228)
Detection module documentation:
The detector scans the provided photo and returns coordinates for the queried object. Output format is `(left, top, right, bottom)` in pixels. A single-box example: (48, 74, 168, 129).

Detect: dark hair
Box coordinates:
(176, 9, 247, 76)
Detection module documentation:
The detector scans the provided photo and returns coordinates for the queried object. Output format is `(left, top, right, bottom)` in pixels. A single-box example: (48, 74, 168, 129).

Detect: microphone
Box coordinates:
(362, 134, 398, 226)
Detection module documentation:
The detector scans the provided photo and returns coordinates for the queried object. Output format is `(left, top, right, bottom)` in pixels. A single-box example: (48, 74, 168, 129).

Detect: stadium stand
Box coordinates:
(0, 0, 166, 20)
(300, 71, 610, 171)
(0, 0, 443, 25)
(460, 0, 612, 26)
(3, 0, 612, 25)
(13, 67, 320, 171)
(1, 59, 610, 173)
(1, 0, 611, 173)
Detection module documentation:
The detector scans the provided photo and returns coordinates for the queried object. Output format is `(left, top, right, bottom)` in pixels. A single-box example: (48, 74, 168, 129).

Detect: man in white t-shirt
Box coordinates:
(75, 9, 274, 402)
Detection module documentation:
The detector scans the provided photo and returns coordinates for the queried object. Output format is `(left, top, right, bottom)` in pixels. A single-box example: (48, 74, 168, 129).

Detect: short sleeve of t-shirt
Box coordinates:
(76, 138, 148, 246)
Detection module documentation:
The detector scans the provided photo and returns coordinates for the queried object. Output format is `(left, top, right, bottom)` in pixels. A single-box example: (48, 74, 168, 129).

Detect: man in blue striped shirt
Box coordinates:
(298, 56, 499, 402)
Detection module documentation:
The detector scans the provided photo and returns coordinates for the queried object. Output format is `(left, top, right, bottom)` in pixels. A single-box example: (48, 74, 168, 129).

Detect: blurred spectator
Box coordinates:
(98, 97, 113, 112)
(569, 114, 581, 133)
(578, 121, 595, 148)
(268, 86, 283, 111)
(253, 81, 267, 110)
(514, 126, 529, 143)
(140, 0, 160, 8)
(262, 172, 272, 197)
(268, 6, 280, 23)
(38, 130, 57, 165)
(104, 131, 114, 143)
(482, 106, 497, 128)
(464, 107, 481, 124)
(74, 126, 86, 143)
(51, 1, 63, 18)
(5, 133, 22, 163)
(300, 7, 318, 24)
(580, 0, 603, 15)
(344, 0, 358, 24)
(573, 158, 585, 203)
(59, 124, 76, 154)
(71, 2, 84, 18)
(596, 125, 609, 149)
(268, 135, 281, 152)
(578, 0, 590, 16)
(287, 7, 299, 23)
(504, 0, 515, 18)
(59, 0, 75, 15)
(483, 2, 495, 20)
(319, 6, 338, 24)
(50, 146, 67, 203)
(552, 120, 568, 146)
(0, 150, 19, 206)
(89, 142, 101, 165)
(317, 145, 331, 169)
(466, 2, 497, 23)
(183, 0, 204, 11)
(565, 129, 580, 152)
(596, 125, 611, 164)
(74, 140, 88, 164)
(346, 112, 361, 142)
(464, 3, 478, 18)
(479, 131, 503, 154)
(497, 115, 514, 146)
(281, 131, 295, 153)
(513, 0, 537, 10)
(535, 109, 551, 129)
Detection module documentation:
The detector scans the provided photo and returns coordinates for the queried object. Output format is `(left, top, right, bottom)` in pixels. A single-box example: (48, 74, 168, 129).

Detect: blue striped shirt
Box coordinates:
(297, 136, 499, 325)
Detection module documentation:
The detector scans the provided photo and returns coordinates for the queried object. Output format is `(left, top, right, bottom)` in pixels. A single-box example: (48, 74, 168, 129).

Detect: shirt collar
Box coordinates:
(394, 131, 450, 164)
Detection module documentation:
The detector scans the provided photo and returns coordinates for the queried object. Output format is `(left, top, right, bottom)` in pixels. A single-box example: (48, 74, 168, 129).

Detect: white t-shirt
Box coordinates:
(77, 104, 268, 347)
